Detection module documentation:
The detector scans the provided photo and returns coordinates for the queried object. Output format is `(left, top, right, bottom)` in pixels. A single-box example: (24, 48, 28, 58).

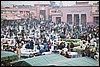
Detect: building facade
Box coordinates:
(50, 1, 93, 25)
(1, 1, 99, 25)
(92, 2, 99, 25)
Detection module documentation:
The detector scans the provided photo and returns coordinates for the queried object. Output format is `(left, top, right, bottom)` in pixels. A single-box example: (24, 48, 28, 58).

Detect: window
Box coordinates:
(67, 14, 72, 24)
(20, 11, 23, 13)
(74, 14, 79, 23)
(48, 15, 52, 21)
(26, 11, 29, 13)
(56, 17, 61, 22)
(81, 14, 86, 23)
(94, 17, 99, 24)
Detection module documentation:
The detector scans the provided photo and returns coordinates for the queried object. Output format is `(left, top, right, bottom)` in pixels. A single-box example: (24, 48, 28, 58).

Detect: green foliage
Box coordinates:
(63, 39, 81, 43)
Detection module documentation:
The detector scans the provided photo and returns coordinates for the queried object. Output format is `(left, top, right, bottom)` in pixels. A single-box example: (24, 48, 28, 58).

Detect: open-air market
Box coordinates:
(1, 1, 99, 66)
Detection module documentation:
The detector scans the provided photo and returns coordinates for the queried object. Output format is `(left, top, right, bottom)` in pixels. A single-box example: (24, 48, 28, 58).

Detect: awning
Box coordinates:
(63, 39, 81, 43)
(4, 16, 21, 20)
(10, 54, 99, 66)
(1, 51, 18, 61)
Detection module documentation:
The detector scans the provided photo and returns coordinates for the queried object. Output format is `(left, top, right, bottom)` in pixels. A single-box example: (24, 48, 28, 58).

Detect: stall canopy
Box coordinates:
(63, 39, 81, 43)
(4, 16, 21, 20)
(1, 51, 18, 61)
(10, 54, 99, 66)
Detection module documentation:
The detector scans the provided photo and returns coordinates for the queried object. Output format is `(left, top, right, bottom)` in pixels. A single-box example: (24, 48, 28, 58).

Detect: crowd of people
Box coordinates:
(1, 18, 99, 60)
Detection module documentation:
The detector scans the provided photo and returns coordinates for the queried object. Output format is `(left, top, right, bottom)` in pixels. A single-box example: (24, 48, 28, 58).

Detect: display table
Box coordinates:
(73, 46, 85, 51)
(21, 50, 39, 57)
(42, 52, 52, 55)
(52, 49, 62, 54)
(68, 52, 79, 58)
(73, 46, 85, 55)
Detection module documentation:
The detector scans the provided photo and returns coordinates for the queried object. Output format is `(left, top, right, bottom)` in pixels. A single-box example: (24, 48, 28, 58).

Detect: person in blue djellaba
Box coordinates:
(25, 43, 30, 49)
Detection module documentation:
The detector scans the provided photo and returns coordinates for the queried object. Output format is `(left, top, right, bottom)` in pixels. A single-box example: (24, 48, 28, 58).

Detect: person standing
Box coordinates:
(1, 43, 3, 50)
(63, 27, 66, 35)
(17, 46, 21, 59)
(81, 41, 86, 56)
(30, 40, 34, 49)
(60, 50, 65, 56)
(85, 45, 90, 57)
(81, 41, 86, 49)
(70, 42, 74, 51)
(65, 51, 71, 58)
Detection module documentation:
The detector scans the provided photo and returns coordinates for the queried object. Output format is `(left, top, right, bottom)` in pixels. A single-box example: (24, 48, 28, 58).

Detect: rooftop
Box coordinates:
(16, 5, 33, 8)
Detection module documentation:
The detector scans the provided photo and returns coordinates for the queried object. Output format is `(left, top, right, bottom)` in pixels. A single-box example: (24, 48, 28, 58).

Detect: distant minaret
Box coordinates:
(59, 1, 63, 7)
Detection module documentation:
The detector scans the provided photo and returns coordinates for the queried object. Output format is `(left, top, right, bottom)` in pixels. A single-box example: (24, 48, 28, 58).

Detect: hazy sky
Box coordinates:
(1, 1, 99, 6)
